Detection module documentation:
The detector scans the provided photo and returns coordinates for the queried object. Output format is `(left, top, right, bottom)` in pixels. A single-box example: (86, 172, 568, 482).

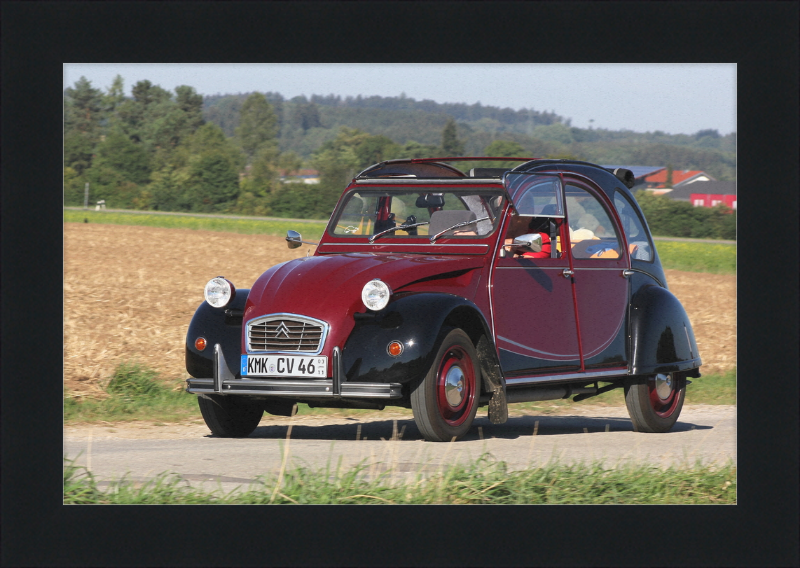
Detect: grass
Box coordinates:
(65, 362, 198, 423)
(65, 364, 736, 425)
(655, 240, 736, 274)
(684, 368, 736, 405)
(64, 209, 327, 241)
(63, 454, 736, 505)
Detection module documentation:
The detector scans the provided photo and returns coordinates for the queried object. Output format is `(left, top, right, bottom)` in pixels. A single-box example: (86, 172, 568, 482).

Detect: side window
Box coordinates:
(614, 191, 653, 261)
(565, 185, 622, 260)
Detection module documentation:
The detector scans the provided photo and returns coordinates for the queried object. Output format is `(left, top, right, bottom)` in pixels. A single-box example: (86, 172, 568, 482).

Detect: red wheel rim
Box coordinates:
(647, 373, 682, 418)
(436, 346, 476, 427)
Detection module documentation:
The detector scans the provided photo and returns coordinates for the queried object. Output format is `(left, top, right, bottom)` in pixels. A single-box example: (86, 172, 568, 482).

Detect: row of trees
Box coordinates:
(201, 93, 736, 181)
(64, 76, 736, 225)
(64, 77, 480, 218)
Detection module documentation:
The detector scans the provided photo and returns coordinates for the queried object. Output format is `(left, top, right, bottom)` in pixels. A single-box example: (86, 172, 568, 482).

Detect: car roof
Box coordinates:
(355, 157, 636, 202)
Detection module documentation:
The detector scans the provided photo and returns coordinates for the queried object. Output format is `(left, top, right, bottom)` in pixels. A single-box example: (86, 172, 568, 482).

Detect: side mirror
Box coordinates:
(512, 233, 543, 253)
(286, 230, 302, 249)
(286, 230, 319, 250)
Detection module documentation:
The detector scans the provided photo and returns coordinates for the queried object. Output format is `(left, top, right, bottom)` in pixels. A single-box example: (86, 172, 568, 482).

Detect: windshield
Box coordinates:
(330, 188, 505, 239)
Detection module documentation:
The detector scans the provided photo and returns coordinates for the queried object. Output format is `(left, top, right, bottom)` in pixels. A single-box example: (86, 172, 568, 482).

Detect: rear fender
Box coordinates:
(342, 293, 498, 390)
(185, 290, 250, 378)
(630, 284, 702, 375)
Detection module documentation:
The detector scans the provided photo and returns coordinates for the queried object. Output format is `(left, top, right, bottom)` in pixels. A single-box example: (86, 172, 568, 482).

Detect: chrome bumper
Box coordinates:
(186, 377, 403, 398)
(185, 343, 402, 399)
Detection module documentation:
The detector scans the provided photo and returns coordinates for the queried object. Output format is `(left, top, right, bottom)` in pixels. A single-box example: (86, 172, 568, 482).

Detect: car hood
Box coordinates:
(245, 252, 485, 322)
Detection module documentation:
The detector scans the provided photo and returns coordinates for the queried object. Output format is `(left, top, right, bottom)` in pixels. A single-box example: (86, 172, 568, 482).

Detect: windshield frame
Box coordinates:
(326, 183, 507, 243)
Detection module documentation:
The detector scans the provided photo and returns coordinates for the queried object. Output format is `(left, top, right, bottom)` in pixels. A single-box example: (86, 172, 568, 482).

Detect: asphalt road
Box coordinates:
(64, 404, 736, 494)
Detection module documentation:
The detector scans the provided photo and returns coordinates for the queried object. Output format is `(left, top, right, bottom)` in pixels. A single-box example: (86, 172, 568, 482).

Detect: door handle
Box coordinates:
(562, 269, 574, 278)
(622, 269, 634, 278)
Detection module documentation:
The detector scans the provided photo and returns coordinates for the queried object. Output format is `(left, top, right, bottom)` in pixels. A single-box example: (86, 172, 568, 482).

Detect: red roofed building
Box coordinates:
(643, 169, 715, 189)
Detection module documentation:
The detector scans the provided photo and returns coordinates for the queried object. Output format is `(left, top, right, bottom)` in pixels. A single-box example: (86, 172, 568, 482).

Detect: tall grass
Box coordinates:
(64, 209, 327, 241)
(655, 241, 736, 274)
(63, 455, 736, 505)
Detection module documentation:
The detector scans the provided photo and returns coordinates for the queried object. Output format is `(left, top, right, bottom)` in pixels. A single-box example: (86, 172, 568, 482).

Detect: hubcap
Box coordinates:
(436, 345, 476, 427)
(655, 373, 673, 399)
(444, 366, 465, 406)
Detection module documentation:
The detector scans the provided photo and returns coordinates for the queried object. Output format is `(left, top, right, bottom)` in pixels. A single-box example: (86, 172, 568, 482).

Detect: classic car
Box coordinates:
(185, 157, 702, 441)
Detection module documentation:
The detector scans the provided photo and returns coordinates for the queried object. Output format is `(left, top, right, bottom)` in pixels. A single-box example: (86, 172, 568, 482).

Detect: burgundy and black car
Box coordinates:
(185, 158, 702, 441)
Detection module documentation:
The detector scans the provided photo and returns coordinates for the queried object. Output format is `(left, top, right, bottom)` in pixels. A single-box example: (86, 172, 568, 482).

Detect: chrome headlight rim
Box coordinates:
(204, 277, 236, 308)
(361, 279, 392, 311)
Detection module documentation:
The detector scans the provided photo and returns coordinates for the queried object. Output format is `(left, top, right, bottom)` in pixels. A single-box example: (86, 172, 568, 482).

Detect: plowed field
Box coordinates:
(64, 223, 736, 397)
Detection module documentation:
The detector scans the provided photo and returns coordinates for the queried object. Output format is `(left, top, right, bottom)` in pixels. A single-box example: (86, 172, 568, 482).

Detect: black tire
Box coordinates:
(411, 328, 481, 442)
(624, 373, 685, 433)
(197, 395, 264, 437)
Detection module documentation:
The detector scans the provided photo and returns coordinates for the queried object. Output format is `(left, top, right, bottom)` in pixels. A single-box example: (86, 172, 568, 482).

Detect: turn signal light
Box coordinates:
(387, 341, 404, 357)
(195, 337, 207, 351)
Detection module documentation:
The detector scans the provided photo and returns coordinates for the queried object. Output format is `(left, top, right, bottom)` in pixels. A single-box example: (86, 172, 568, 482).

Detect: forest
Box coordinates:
(64, 75, 737, 221)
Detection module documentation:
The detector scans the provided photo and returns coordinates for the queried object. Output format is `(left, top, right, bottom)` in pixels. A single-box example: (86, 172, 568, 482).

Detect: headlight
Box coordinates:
(204, 277, 236, 308)
(361, 279, 391, 311)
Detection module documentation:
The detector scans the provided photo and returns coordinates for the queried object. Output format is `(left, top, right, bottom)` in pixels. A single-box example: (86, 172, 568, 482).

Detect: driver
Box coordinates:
(505, 217, 552, 259)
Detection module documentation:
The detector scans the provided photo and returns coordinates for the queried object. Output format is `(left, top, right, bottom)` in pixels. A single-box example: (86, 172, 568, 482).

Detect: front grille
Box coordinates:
(247, 315, 326, 353)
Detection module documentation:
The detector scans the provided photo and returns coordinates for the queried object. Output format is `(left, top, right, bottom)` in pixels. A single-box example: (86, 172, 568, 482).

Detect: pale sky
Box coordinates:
(64, 63, 736, 136)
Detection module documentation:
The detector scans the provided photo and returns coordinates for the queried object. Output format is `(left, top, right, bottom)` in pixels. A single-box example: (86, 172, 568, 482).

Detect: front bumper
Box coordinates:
(185, 343, 402, 399)
(186, 377, 402, 398)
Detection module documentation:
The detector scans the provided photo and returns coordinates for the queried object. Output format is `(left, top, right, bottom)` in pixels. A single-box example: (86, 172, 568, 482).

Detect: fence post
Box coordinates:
(83, 182, 89, 210)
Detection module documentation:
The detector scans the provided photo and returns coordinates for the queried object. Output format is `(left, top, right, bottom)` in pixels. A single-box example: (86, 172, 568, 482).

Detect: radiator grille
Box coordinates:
(247, 316, 326, 353)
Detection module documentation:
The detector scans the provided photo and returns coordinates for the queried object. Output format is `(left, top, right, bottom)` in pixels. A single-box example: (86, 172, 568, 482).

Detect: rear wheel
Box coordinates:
(197, 395, 264, 437)
(624, 372, 685, 433)
(411, 329, 481, 442)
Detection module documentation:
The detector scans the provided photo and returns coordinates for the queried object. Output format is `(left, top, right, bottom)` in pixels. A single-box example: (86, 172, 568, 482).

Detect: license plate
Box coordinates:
(241, 355, 327, 378)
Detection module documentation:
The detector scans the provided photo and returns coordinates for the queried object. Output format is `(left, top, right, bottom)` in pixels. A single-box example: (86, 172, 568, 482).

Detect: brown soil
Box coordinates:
(64, 223, 736, 397)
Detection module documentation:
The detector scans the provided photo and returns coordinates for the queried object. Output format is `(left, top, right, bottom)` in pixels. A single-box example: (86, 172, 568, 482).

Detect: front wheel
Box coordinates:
(411, 329, 481, 442)
(197, 395, 264, 437)
(624, 372, 685, 433)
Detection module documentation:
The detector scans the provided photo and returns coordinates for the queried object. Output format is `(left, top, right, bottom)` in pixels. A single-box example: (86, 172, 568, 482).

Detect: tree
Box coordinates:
(91, 128, 151, 185)
(665, 163, 674, 188)
(64, 77, 104, 173)
(102, 75, 126, 116)
(64, 76, 103, 133)
(441, 117, 464, 156)
(396, 140, 439, 159)
(483, 140, 526, 167)
(236, 93, 278, 160)
(291, 101, 322, 131)
(185, 152, 240, 212)
(175, 85, 205, 133)
(354, 135, 400, 167)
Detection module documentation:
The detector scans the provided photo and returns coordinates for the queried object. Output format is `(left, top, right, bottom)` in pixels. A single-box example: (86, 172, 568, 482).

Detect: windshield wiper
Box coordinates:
(429, 216, 490, 243)
(368, 221, 430, 244)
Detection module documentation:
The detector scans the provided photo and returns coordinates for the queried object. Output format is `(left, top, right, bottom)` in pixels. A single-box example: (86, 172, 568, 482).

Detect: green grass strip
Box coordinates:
(65, 362, 199, 423)
(64, 209, 327, 241)
(64, 455, 736, 505)
(655, 240, 736, 274)
(65, 210, 735, 274)
(64, 364, 736, 425)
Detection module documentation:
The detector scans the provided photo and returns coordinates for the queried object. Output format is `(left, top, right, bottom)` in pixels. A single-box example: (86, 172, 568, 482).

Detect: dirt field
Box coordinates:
(63, 223, 736, 397)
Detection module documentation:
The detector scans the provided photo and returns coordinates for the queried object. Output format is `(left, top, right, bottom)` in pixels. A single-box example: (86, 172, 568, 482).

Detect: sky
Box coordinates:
(64, 63, 736, 136)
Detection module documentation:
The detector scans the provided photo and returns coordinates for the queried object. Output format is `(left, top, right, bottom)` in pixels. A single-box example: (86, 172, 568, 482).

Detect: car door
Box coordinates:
(563, 180, 630, 370)
(490, 173, 581, 375)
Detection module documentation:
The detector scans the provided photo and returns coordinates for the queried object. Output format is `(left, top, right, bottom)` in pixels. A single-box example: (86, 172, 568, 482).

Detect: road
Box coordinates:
(64, 404, 736, 494)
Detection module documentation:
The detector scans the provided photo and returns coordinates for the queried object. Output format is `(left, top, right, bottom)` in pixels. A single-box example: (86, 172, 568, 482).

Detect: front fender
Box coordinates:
(185, 289, 250, 378)
(341, 292, 494, 387)
(630, 284, 702, 375)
